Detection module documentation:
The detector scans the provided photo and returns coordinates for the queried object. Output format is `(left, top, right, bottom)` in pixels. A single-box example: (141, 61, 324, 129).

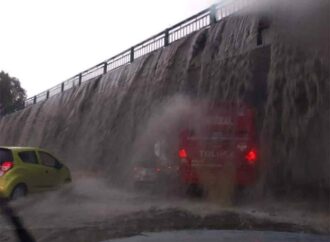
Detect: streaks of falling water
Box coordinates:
(0, 0, 329, 197)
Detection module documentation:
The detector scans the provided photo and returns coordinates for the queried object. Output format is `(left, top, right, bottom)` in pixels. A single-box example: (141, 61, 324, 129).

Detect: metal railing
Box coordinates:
(18, 0, 251, 110)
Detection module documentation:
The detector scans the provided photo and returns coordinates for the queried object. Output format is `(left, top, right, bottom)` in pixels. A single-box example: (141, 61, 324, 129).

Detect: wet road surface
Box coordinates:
(0, 178, 329, 242)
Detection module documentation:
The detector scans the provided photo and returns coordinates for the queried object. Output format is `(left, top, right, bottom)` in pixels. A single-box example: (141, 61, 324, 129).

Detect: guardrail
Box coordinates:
(18, 0, 251, 111)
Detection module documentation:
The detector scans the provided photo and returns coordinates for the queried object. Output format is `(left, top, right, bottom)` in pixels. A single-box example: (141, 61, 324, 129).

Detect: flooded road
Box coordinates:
(0, 178, 329, 242)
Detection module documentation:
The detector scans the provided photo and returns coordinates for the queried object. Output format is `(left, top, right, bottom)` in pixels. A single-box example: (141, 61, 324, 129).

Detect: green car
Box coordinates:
(0, 146, 71, 199)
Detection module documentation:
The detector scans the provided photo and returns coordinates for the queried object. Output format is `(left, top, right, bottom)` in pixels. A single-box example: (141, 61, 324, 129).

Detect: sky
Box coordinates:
(0, 0, 217, 97)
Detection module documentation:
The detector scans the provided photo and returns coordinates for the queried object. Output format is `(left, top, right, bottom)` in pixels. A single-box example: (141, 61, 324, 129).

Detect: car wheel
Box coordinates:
(11, 184, 27, 200)
(134, 181, 146, 191)
(233, 185, 257, 204)
(64, 177, 72, 183)
(186, 184, 204, 198)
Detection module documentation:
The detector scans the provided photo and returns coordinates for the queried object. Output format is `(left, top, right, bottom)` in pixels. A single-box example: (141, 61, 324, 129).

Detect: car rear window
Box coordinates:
(0, 148, 13, 164)
(19, 151, 39, 164)
(186, 129, 248, 141)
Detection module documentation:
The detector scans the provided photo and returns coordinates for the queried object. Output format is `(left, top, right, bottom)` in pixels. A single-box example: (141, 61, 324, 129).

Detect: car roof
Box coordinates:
(0, 146, 44, 152)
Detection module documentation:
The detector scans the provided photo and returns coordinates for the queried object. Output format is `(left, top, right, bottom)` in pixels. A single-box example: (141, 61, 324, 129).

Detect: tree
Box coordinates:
(0, 71, 26, 116)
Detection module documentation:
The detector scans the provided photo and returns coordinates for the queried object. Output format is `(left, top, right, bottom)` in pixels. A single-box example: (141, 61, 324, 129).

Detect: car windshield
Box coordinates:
(0, 0, 329, 242)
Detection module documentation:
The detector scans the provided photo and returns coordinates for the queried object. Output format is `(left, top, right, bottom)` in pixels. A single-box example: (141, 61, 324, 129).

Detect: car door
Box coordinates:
(37, 151, 62, 188)
(17, 150, 49, 192)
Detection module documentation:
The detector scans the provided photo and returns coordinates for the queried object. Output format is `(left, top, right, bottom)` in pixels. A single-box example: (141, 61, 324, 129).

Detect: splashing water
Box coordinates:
(0, 0, 329, 200)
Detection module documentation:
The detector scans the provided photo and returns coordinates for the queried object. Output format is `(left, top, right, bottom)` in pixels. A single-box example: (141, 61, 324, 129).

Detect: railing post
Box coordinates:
(164, 29, 169, 47)
(33, 96, 37, 104)
(130, 47, 134, 63)
(78, 73, 82, 86)
(210, 4, 217, 25)
(46, 91, 50, 99)
(103, 62, 107, 74)
(61, 82, 64, 92)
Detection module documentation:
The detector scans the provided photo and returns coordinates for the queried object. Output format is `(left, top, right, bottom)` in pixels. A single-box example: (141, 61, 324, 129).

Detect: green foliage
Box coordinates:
(0, 71, 26, 115)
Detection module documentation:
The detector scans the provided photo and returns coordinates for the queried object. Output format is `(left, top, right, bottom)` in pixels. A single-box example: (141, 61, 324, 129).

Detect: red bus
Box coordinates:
(176, 102, 259, 194)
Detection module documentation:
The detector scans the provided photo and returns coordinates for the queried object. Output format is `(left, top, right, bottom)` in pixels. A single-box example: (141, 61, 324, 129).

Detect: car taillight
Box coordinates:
(245, 149, 257, 165)
(178, 149, 188, 159)
(0, 161, 14, 174)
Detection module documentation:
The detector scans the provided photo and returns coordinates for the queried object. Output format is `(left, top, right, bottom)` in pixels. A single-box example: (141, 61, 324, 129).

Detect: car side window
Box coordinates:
(19, 151, 38, 164)
(39, 152, 58, 168)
